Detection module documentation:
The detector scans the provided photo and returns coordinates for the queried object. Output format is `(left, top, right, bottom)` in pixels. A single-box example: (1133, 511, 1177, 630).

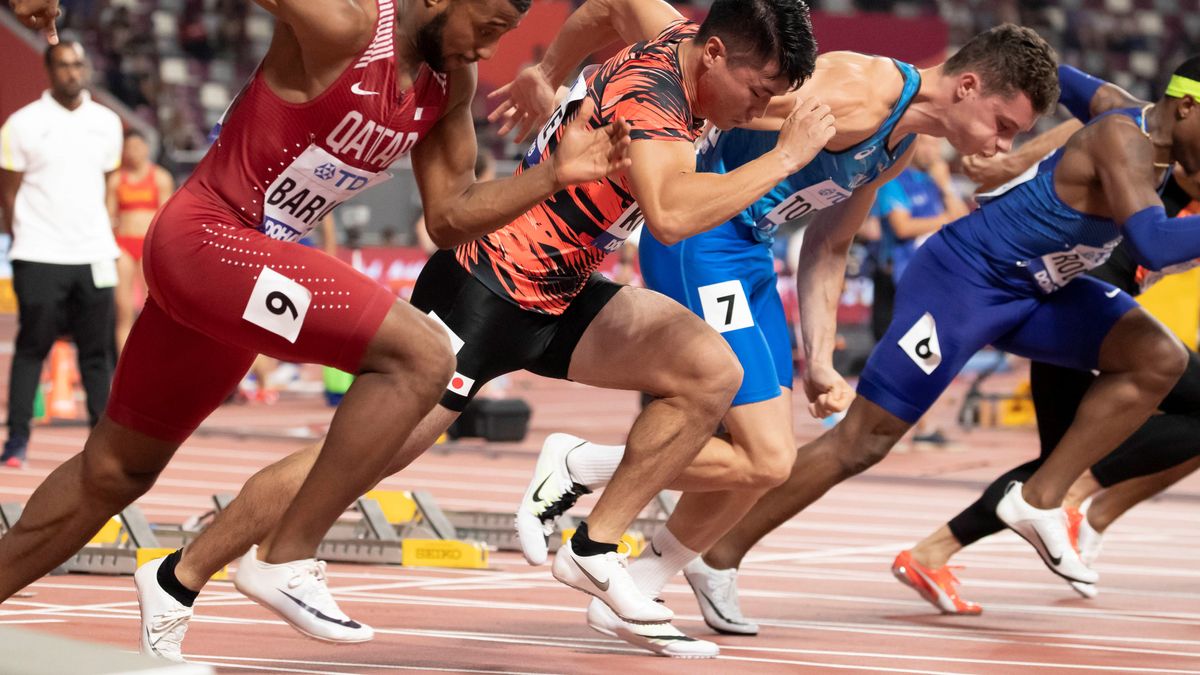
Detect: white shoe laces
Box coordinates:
(707, 568, 745, 619)
(286, 560, 338, 610)
(149, 607, 192, 655)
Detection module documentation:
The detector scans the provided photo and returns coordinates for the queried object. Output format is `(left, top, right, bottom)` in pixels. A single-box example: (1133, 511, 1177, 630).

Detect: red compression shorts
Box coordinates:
(116, 234, 145, 263)
(106, 186, 397, 443)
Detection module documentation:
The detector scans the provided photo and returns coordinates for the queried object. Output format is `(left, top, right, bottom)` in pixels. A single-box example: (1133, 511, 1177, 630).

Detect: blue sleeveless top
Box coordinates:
(694, 59, 922, 244)
(940, 106, 1171, 295)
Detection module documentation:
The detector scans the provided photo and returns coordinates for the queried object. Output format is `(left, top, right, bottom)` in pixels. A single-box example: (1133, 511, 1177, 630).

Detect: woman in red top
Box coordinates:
(106, 129, 173, 351)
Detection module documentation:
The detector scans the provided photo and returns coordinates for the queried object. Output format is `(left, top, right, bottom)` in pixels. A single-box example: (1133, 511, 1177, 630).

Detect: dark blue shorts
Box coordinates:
(640, 222, 792, 407)
(859, 232, 1138, 424)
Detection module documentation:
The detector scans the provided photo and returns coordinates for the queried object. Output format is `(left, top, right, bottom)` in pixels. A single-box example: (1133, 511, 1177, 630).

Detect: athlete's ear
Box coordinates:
(701, 36, 727, 69)
(424, 0, 447, 9)
(955, 72, 982, 101)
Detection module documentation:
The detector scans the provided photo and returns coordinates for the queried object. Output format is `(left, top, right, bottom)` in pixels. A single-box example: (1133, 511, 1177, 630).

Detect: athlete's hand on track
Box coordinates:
(961, 152, 1019, 193)
(10, 0, 60, 44)
(551, 97, 632, 188)
(488, 64, 557, 143)
(803, 362, 855, 419)
(775, 96, 836, 174)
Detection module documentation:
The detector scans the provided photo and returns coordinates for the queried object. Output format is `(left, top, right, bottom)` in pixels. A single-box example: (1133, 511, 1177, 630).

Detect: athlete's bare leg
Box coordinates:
(0, 418, 178, 600)
(114, 251, 139, 353)
(663, 391, 797, 551)
(703, 396, 911, 570)
(1021, 308, 1186, 509)
(255, 302, 454, 563)
(1086, 454, 1200, 533)
(566, 287, 742, 544)
(176, 405, 459, 589)
(1063, 471, 1104, 510)
(908, 524, 963, 569)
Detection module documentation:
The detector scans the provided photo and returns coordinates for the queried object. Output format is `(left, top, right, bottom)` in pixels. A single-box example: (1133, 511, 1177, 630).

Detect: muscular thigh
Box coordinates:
(567, 285, 741, 396)
(640, 227, 784, 405)
(144, 191, 396, 373)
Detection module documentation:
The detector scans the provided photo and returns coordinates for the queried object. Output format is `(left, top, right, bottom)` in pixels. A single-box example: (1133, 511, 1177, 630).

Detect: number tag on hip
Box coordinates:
(697, 280, 753, 333)
(242, 266, 312, 343)
(898, 311, 941, 375)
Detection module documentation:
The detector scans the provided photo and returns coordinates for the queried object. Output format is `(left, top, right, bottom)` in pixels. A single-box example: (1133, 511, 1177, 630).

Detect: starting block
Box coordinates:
(401, 538, 489, 569)
(212, 489, 490, 569)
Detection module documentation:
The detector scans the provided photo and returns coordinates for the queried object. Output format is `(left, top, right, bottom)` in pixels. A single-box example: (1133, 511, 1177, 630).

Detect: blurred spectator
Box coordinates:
(0, 43, 123, 468)
(107, 129, 174, 353)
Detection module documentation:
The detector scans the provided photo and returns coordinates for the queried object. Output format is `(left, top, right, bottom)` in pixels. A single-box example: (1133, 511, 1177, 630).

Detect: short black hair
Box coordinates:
(1171, 55, 1200, 87)
(44, 40, 83, 68)
(696, 0, 816, 87)
(124, 128, 146, 141)
(945, 24, 1059, 115)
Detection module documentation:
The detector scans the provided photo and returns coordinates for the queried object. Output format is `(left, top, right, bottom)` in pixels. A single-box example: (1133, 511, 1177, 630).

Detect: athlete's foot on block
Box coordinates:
(891, 550, 982, 615)
(996, 482, 1098, 584)
(515, 433, 592, 565)
(135, 558, 193, 662)
(234, 545, 373, 643)
(683, 558, 759, 635)
(586, 598, 718, 658)
(553, 539, 673, 624)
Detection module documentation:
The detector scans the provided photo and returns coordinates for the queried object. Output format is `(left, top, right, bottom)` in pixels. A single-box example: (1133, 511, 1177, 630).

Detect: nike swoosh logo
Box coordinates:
(696, 589, 748, 625)
(572, 556, 609, 592)
(650, 541, 662, 557)
(278, 589, 363, 628)
(532, 441, 588, 503)
(350, 81, 378, 96)
(1105, 288, 1121, 298)
(531, 474, 554, 504)
(145, 627, 168, 650)
(1033, 530, 1063, 566)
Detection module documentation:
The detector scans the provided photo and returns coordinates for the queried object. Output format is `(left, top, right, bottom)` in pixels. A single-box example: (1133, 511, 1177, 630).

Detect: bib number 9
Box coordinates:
(243, 267, 313, 343)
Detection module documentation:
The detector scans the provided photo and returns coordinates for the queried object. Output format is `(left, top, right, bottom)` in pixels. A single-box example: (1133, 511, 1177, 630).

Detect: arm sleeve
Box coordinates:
(0, 117, 28, 172)
(1123, 205, 1200, 271)
(1058, 65, 1108, 123)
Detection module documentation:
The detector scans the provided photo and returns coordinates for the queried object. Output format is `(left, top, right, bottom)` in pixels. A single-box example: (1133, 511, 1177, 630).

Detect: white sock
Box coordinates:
(630, 526, 700, 598)
(565, 441, 625, 490)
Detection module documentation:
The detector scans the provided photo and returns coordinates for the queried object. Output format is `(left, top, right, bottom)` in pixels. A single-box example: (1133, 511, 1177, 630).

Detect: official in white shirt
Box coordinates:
(0, 41, 123, 467)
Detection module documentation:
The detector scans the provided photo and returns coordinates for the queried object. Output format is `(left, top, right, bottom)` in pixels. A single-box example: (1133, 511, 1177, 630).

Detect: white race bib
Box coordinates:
(261, 145, 392, 242)
(590, 201, 644, 253)
(1026, 240, 1120, 294)
(524, 70, 591, 168)
(759, 179, 853, 230)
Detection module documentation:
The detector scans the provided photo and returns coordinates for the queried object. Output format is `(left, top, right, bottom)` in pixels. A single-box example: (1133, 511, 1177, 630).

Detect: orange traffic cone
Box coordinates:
(45, 340, 80, 420)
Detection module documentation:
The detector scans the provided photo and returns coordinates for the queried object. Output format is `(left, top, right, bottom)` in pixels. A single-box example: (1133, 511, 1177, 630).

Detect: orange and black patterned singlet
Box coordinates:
(456, 20, 704, 315)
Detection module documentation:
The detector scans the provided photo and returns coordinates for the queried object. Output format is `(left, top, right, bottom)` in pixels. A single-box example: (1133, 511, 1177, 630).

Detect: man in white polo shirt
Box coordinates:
(0, 40, 123, 467)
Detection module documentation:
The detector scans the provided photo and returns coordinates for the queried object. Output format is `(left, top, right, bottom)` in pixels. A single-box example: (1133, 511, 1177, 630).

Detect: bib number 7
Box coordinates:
(698, 280, 754, 333)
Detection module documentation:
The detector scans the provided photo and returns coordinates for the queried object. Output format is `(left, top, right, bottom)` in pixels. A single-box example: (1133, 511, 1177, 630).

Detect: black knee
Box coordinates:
(80, 451, 161, 506)
(1142, 334, 1188, 394)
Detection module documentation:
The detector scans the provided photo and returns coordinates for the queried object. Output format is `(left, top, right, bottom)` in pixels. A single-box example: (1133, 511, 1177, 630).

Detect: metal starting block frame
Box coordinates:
(0, 503, 164, 576)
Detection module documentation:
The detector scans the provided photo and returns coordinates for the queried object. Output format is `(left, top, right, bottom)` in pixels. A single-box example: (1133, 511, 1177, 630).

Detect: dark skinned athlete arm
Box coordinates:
(1094, 118, 1200, 270)
(414, 68, 631, 249)
(252, 0, 372, 60)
